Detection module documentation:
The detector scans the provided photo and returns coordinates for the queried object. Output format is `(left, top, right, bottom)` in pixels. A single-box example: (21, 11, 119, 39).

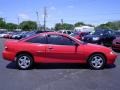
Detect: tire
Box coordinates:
(16, 54, 34, 70)
(88, 54, 106, 70)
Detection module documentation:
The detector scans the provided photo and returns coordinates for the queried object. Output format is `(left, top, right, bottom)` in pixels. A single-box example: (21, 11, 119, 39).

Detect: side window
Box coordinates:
(47, 35, 63, 45)
(105, 30, 114, 36)
(62, 36, 74, 45)
(47, 35, 75, 45)
(26, 35, 46, 44)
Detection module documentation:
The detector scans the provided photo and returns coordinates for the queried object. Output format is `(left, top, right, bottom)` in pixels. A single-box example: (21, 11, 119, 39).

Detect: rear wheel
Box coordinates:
(88, 54, 106, 70)
(16, 54, 33, 70)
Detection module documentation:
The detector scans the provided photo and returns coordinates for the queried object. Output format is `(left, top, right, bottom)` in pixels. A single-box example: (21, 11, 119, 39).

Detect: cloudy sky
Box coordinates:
(0, 0, 120, 27)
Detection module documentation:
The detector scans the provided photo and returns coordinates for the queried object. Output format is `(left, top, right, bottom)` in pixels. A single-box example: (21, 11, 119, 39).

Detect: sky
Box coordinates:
(0, 0, 120, 27)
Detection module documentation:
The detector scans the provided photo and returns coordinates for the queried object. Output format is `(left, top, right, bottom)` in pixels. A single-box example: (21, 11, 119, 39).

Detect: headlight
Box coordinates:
(93, 37, 99, 41)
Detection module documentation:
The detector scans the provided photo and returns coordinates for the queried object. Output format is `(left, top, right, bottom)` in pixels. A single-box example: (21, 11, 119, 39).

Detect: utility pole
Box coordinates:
(61, 19, 64, 29)
(44, 7, 47, 31)
(61, 19, 64, 25)
(36, 11, 40, 30)
(17, 17, 20, 29)
(3, 17, 6, 22)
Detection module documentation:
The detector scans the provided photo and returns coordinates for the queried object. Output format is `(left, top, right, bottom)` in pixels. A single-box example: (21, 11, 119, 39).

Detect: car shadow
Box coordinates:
(6, 61, 17, 69)
(6, 61, 116, 70)
(34, 63, 88, 69)
(105, 64, 116, 69)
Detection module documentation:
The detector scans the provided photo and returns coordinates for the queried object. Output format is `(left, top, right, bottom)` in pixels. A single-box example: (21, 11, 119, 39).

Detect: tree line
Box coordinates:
(0, 17, 120, 31)
(0, 18, 37, 31)
(96, 21, 120, 30)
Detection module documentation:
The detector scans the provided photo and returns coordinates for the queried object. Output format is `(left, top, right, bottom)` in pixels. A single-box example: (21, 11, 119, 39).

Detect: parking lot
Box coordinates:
(0, 38, 120, 90)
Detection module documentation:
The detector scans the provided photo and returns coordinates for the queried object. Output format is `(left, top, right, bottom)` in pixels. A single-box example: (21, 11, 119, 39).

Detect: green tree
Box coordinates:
(74, 22, 85, 27)
(0, 18, 6, 29)
(6, 23, 18, 31)
(62, 23, 74, 30)
(55, 23, 74, 30)
(96, 21, 120, 30)
(55, 23, 64, 30)
(20, 21, 37, 31)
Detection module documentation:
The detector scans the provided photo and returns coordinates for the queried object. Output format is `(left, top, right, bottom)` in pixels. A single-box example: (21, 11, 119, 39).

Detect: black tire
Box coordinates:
(88, 54, 106, 70)
(16, 54, 34, 70)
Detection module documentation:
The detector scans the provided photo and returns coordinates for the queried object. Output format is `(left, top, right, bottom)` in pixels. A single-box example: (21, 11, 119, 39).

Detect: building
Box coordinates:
(74, 26, 95, 32)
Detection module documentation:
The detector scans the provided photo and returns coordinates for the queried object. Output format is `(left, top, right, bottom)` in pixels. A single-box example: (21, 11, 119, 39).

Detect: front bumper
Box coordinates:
(2, 51, 15, 61)
(106, 52, 117, 64)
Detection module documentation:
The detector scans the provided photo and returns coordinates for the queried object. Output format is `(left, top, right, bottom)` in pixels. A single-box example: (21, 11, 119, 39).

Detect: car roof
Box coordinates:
(20, 32, 72, 42)
(41, 32, 69, 36)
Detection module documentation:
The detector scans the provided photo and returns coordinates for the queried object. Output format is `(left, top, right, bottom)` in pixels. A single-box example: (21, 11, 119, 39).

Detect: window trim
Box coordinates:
(46, 34, 75, 46)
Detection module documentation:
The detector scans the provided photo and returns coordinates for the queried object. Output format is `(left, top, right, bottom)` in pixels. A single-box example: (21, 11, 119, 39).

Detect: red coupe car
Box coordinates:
(2, 32, 117, 70)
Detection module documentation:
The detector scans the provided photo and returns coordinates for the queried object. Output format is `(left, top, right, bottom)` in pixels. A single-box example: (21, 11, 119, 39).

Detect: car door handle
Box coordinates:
(48, 47, 53, 49)
(48, 47, 54, 50)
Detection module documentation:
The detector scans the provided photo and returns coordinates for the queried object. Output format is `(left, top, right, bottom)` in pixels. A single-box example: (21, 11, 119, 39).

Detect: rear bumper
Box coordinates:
(2, 51, 15, 61)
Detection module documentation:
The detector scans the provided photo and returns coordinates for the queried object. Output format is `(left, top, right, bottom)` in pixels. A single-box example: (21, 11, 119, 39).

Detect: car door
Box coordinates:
(25, 34, 47, 63)
(45, 34, 83, 63)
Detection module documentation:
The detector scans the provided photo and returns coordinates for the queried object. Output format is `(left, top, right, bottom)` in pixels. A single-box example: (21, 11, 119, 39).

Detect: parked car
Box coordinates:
(82, 29, 116, 46)
(58, 30, 73, 35)
(0, 31, 7, 38)
(112, 37, 120, 51)
(70, 32, 90, 40)
(114, 31, 120, 37)
(10, 31, 29, 39)
(2, 32, 117, 70)
(11, 31, 22, 39)
(4, 32, 13, 38)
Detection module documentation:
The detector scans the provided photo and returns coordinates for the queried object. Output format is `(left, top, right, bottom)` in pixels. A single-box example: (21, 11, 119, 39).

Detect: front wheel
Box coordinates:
(88, 54, 106, 70)
(16, 54, 33, 70)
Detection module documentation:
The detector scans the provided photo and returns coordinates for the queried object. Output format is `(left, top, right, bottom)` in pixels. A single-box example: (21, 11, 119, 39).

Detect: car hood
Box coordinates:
(5, 39, 19, 43)
(82, 42, 111, 51)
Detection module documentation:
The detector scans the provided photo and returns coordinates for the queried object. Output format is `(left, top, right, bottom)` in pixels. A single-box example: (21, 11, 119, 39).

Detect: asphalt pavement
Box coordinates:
(0, 38, 120, 90)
